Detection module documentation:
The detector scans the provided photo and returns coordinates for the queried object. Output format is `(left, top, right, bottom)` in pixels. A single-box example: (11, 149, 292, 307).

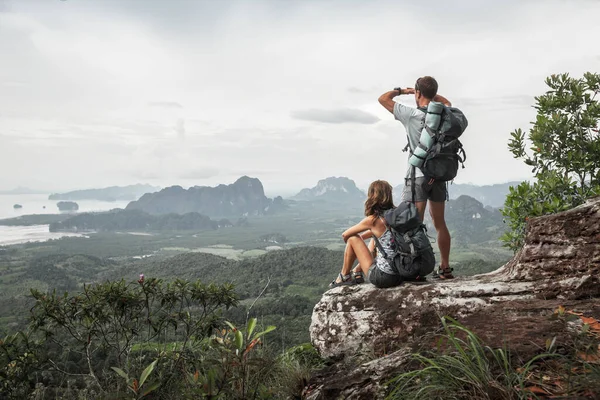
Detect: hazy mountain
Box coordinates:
(0, 186, 46, 195)
(446, 181, 522, 208)
(49, 209, 226, 232)
(49, 184, 160, 202)
(291, 177, 366, 204)
(425, 195, 506, 245)
(393, 181, 521, 208)
(126, 176, 281, 217)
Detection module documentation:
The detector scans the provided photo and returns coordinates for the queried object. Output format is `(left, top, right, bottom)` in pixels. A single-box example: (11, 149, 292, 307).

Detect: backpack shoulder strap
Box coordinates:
(411, 165, 417, 204)
(370, 230, 388, 259)
(404, 107, 428, 153)
(370, 216, 390, 258)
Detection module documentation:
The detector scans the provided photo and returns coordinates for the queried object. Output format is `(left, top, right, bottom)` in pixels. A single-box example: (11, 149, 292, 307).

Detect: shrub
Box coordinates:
(501, 72, 600, 252)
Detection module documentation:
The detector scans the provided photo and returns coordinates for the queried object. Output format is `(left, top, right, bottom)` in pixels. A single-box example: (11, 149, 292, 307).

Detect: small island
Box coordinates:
(13, 204, 23, 209)
(57, 201, 79, 212)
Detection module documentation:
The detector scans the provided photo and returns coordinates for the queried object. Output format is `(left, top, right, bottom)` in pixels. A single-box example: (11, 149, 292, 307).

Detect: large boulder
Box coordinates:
(307, 196, 600, 399)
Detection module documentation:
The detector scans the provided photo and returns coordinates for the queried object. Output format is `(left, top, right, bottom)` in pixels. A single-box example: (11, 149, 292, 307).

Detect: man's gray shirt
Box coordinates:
(393, 102, 425, 180)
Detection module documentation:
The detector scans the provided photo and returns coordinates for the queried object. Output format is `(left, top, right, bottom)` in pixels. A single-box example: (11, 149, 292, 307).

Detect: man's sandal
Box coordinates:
(329, 273, 355, 288)
(432, 267, 454, 280)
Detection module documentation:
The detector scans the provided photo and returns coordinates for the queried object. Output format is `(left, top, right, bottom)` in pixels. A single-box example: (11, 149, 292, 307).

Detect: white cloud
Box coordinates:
(291, 108, 380, 124)
(0, 0, 599, 194)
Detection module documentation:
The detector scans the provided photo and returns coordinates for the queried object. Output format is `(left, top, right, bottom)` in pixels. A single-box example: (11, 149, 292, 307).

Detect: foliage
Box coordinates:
(131, 248, 342, 349)
(184, 318, 278, 399)
(134, 247, 342, 302)
(500, 173, 586, 251)
(111, 359, 159, 399)
(24, 277, 238, 398)
(0, 331, 42, 399)
(387, 317, 542, 399)
(387, 314, 600, 400)
(270, 343, 325, 399)
(0, 276, 319, 399)
(501, 72, 600, 252)
(1, 238, 510, 348)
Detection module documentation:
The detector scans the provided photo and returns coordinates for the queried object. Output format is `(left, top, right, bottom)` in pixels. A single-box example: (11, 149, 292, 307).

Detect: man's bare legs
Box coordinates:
(429, 200, 451, 270)
(334, 236, 373, 283)
(415, 201, 427, 222)
(415, 200, 451, 273)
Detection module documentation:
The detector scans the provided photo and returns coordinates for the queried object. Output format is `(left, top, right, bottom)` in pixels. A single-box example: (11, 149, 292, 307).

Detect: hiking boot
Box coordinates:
(432, 266, 454, 280)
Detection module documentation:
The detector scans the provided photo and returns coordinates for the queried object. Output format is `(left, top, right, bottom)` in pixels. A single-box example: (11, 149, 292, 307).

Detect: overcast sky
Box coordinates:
(1, 0, 599, 196)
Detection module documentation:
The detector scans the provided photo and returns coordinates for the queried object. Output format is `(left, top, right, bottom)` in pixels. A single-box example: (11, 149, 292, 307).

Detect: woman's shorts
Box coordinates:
(367, 264, 403, 288)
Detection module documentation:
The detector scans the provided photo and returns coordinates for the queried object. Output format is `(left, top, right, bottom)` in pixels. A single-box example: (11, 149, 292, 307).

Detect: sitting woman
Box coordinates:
(329, 180, 403, 289)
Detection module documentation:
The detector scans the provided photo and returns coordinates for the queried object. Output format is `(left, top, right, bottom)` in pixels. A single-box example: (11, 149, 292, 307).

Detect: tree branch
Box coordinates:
(246, 276, 271, 326)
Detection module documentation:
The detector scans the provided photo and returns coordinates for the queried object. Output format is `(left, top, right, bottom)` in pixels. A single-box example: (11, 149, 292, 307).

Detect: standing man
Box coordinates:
(378, 76, 454, 279)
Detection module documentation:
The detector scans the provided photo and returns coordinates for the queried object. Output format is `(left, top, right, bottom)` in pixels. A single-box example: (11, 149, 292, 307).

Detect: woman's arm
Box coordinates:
(360, 231, 373, 240)
(368, 237, 376, 255)
(342, 216, 374, 242)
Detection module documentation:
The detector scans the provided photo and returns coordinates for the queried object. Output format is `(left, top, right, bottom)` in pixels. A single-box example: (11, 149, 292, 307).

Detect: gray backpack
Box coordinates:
(372, 202, 436, 280)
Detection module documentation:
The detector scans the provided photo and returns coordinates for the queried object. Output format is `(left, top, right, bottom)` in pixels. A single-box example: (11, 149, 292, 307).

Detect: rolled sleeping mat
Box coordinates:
(408, 101, 444, 168)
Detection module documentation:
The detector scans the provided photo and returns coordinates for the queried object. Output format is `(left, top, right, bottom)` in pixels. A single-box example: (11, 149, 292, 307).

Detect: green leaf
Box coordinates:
(247, 317, 257, 338)
(224, 321, 236, 332)
(141, 382, 160, 397)
(253, 325, 276, 339)
(111, 366, 129, 380)
(235, 330, 244, 350)
(139, 359, 158, 388)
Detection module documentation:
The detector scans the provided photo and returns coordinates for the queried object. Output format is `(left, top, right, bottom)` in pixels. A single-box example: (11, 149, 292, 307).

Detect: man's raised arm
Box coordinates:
(378, 90, 399, 113)
(378, 88, 415, 113)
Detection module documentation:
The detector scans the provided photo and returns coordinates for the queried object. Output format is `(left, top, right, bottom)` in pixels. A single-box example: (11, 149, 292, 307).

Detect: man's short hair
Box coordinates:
(415, 76, 438, 100)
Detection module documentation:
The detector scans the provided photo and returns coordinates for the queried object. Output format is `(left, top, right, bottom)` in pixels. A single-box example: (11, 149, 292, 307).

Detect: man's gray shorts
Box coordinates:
(401, 177, 448, 203)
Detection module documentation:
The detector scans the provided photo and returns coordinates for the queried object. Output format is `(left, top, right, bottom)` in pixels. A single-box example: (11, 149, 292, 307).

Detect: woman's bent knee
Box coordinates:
(347, 235, 362, 244)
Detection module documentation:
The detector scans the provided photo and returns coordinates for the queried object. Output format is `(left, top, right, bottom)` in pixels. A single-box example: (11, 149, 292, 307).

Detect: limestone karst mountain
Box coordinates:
(292, 177, 366, 205)
(443, 195, 505, 244)
(126, 176, 284, 217)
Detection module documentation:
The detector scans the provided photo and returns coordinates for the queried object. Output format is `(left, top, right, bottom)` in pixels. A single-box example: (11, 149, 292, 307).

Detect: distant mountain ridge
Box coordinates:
(126, 176, 284, 217)
(424, 194, 506, 245)
(49, 184, 160, 202)
(393, 181, 521, 208)
(291, 177, 366, 204)
(49, 209, 230, 232)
